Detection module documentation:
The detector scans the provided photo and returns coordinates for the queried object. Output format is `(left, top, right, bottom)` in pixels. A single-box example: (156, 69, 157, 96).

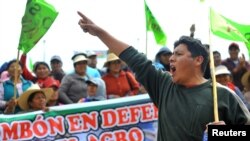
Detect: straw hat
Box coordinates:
(241, 71, 250, 88)
(18, 84, 53, 110)
(104, 53, 120, 67)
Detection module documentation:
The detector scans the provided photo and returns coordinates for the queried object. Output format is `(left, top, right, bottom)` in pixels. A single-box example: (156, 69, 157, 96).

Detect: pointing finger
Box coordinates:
(77, 11, 88, 20)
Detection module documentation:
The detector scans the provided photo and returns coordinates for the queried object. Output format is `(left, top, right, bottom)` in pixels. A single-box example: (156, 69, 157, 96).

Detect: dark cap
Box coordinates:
(50, 55, 62, 62)
(229, 42, 239, 51)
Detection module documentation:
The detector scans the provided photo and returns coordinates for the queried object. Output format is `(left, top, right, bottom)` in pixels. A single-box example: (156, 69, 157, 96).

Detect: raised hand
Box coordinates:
(77, 11, 103, 36)
(239, 53, 246, 68)
(77, 11, 130, 55)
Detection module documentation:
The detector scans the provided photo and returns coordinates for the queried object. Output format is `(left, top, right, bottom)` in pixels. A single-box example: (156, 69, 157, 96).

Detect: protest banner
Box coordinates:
(0, 94, 158, 141)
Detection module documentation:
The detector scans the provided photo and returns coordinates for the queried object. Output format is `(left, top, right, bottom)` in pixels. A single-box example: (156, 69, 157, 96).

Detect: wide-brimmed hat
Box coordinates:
(18, 84, 53, 110)
(71, 53, 88, 64)
(241, 71, 250, 88)
(215, 65, 231, 76)
(104, 53, 120, 67)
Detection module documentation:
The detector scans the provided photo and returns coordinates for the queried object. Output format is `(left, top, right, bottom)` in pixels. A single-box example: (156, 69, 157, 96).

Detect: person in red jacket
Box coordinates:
(102, 53, 139, 99)
(20, 54, 60, 89)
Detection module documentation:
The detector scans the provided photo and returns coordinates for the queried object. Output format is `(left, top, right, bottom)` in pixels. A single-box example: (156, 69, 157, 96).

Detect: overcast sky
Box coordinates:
(0, 0, 249, 71)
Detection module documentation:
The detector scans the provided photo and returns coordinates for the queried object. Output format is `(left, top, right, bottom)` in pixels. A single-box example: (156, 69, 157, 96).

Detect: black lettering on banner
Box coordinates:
(29, 3, 41, 15)
(208, 125, 250, 141)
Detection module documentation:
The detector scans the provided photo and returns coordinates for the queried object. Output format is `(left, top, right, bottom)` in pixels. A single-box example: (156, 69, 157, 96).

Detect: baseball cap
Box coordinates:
(228, 43, 239, 51)
(87, 51, 97, 58)
(50, 55, 62, 62)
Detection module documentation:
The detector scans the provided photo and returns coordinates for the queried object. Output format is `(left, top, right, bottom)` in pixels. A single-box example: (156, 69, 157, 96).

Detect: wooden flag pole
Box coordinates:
(190, 22, 219, 122)
(209, 31, 219, 122)
(13, 49, 20, 99)
(5, 50, 21, 114)
(208, 5, 219, 121)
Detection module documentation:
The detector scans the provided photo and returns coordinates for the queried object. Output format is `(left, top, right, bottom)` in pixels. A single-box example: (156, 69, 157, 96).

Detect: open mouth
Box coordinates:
(170, 65, 176, 73)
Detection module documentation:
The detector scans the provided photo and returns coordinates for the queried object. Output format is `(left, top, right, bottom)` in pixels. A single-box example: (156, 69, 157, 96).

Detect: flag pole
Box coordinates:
(209, 36, 219, 122)
(7, 49, 21, 114)
(144, 0, 148, 57)
(208, 8, 219, 122)
(13, 50, 20, 99)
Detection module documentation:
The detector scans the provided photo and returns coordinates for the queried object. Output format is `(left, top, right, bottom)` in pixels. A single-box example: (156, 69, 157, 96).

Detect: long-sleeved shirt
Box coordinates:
(119, 47, 250, 141)
(20, 54, 59, 88)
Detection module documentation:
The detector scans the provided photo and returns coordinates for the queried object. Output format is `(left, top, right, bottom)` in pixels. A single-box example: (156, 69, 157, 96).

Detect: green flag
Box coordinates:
(144, 1, 167, 45)
(210, 8, 250, 53)
(18, 0, 58, 54)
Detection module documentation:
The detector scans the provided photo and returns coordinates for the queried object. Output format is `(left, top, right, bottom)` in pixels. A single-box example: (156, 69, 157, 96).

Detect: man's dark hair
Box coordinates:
(174, 36, 209, 73)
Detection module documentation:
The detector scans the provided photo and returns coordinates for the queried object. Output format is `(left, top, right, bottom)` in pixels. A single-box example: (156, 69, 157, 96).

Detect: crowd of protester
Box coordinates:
(0, 50, 145, 114)
(1, 42, 250, 114)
